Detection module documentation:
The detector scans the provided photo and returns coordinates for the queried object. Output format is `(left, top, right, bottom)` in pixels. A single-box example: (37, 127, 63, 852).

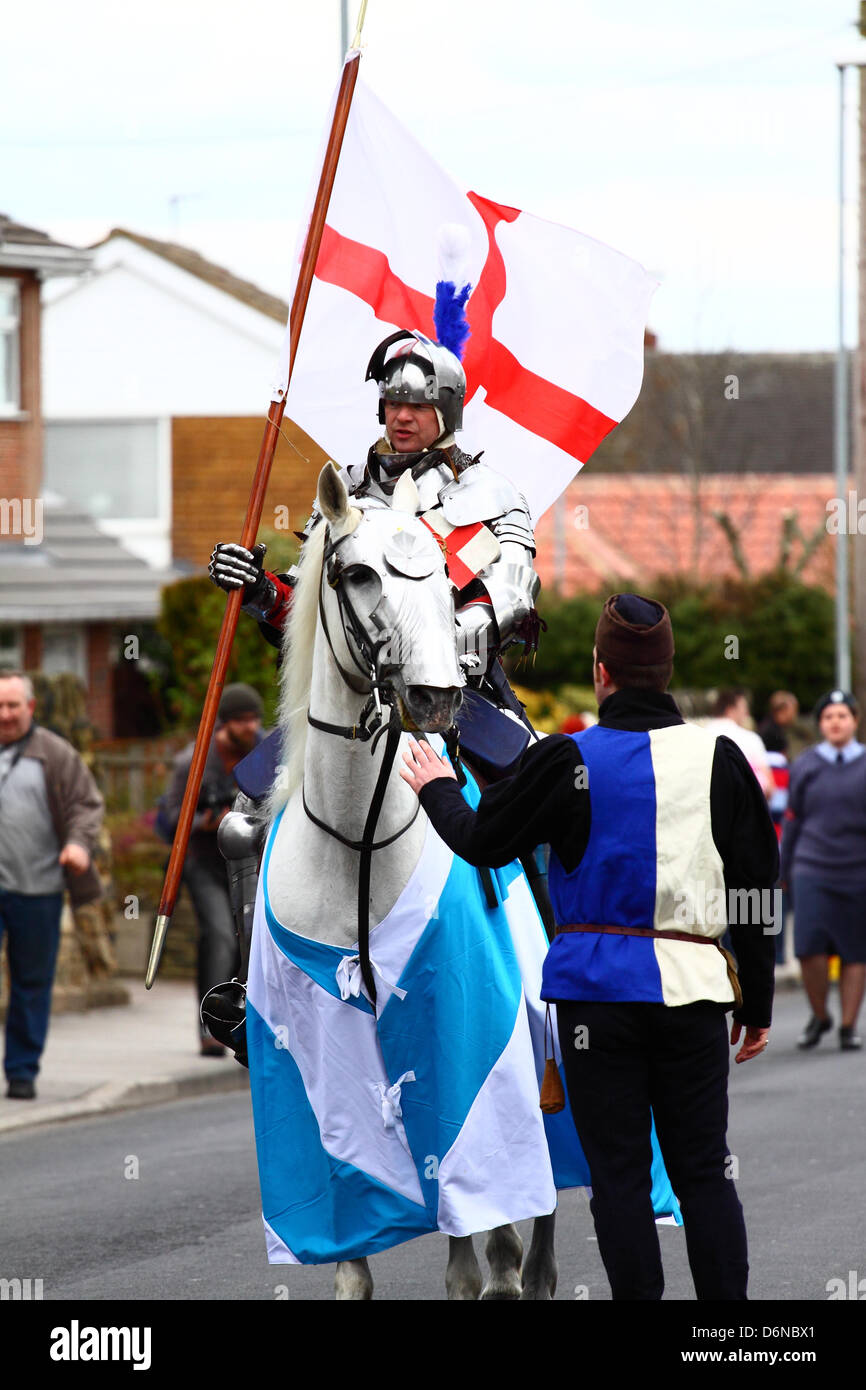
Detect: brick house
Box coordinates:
(534, 472, 835, 597)
(42, 228, 326, 575)
(0, 215, 89, 522)
(38, 227, 845, 682)
(535, 351, 841, 597)
(0, 215, 177, 736)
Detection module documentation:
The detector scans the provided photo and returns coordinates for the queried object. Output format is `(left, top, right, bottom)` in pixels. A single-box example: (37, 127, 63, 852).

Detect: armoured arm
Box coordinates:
(453, 488, 540, 667)
(208, 474, 348, 640)
(208, 542, 296, 646)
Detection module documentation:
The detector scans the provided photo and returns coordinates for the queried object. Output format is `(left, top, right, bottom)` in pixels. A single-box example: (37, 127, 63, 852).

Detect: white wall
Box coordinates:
(42, 236, 286, 418)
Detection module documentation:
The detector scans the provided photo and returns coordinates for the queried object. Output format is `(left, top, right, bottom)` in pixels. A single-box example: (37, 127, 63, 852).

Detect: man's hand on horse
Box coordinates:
(400, 736, 458, 794)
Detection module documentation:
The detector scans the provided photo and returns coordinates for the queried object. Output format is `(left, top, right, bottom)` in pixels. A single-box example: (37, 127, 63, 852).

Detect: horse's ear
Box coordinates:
(392, 470, 420, 515)
(317, 462, 349, 524)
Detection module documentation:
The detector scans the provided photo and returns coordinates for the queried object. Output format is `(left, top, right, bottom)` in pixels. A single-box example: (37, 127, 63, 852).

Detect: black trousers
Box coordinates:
(184, 856, 241, 1038)
(555, 999, 748, 1301)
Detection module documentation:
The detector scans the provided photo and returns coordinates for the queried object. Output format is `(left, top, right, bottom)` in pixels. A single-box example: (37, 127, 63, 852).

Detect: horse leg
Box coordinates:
(446, 1235, 483, 1300)
(334, 1258, 373, 1300)
(480, 1224, 524, 1300)
(520, 1210, 558, 1300)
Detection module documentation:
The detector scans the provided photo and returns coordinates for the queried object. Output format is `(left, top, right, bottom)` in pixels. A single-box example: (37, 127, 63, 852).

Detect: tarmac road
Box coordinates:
(0, 988, 862, 1304)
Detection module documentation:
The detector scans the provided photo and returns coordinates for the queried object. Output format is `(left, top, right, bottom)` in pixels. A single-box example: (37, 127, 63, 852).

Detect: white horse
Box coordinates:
(247, 462, 558, 1300)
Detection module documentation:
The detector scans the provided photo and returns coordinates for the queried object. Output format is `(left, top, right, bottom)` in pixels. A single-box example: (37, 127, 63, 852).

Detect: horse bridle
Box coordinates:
(302, 523, 424, 1005)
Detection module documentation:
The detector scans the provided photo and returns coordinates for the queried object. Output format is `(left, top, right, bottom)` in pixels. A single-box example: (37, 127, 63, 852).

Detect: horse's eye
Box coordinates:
(342, 565, 382, 614)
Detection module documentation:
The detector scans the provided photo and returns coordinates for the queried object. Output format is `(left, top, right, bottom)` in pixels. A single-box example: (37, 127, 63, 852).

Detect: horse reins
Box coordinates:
(302, 526, 424, 1006)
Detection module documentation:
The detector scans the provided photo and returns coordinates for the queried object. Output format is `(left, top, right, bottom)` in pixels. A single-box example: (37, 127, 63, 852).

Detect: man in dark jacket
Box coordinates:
(0, 670, 104, 1100)
(162, 683, 263, 1055)
(401, 594, 778, 1301)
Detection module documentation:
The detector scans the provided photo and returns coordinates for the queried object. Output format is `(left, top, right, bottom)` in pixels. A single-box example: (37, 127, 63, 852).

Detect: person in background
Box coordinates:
(0, 671, 104, 1100)
(706, 689, 774, 800)
(758, 691, 799, 757)
(162, 683, 264, 1056)
(781, 690, 866, 1052)
(759, 693, 799, 968)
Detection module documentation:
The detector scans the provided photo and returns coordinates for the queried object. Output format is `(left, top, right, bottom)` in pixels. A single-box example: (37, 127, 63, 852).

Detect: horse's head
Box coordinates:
(317, 462, 464, 733)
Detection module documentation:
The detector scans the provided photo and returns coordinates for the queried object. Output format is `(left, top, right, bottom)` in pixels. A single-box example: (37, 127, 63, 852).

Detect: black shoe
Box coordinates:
(839, 1026, 863, 1051)
(797, 1014, 833, 1049)
(6, 1078, 36, 1100)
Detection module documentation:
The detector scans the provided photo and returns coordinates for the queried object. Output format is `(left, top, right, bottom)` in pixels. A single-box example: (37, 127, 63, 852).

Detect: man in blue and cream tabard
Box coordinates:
(402, 593, 779, 1301)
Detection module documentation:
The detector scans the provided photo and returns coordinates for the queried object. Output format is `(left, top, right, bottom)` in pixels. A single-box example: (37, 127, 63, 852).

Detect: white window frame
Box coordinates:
(43, 416, 171, 567)
(41, 624, 88, 683)
(0, 279, 21, 415)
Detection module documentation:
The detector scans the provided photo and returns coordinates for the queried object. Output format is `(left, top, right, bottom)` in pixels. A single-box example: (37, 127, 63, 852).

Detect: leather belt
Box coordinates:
(556, 923, 743, 1009)
(558, 923, 718, 945)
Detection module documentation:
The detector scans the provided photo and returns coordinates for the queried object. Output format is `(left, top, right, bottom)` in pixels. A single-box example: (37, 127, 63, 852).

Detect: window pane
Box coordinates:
(0, 281, 18, 317)
(0, 331, 18, 407)
(44, 421, 159, 519)
(0, 627, 22, 666)
(42, 625, 87, 681)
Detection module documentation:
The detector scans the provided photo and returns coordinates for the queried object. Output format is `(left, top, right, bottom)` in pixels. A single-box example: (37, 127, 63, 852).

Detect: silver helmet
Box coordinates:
(366, 330, 466, 435)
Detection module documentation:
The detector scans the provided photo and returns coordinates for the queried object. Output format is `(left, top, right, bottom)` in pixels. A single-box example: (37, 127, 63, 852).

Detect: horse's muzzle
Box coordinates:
(402, 686, 463, 733)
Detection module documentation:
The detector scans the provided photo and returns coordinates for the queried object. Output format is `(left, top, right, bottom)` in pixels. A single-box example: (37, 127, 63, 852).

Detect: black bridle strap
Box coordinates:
(307, 711, 374, 742)
(356, 701, 406, 1003)
(301, 780, 419, 853)
(301, 701, 418, 1006)
(317, 572, 372, 695)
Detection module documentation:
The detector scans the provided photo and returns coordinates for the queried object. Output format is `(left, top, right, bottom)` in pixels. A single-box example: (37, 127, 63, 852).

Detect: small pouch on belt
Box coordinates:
(539, 1004, 565, 1114)
(715, 943, 743, 1011)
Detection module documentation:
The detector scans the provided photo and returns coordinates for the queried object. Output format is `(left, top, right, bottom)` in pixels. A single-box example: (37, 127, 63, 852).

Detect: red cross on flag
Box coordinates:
(273, 75, 657, 522)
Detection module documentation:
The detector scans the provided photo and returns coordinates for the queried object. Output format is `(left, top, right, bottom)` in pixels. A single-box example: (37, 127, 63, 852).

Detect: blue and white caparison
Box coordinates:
(247, 755, 681, 1266)
(246, 460, 680, 1273)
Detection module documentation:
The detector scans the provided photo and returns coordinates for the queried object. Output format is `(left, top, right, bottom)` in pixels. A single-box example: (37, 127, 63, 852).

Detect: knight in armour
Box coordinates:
(209, 306, 542, 751)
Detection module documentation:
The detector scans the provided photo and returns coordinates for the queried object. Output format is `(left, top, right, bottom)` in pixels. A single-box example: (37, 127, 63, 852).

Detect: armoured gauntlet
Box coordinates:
(208, 542, 278, 621)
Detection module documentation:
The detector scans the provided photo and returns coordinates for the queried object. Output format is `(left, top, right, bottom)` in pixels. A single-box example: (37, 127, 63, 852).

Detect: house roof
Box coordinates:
(0, 213, 92, 276)
(592, 351, 838, 476)
(0, 496, 179, 623)
(534, 473, 836, 596)
(93, 228, 290, 324)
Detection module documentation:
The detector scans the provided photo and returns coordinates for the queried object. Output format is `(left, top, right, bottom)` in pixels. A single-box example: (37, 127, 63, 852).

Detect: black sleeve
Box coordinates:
(418, 735, 590, 870)
(710, 735, 779, 1029)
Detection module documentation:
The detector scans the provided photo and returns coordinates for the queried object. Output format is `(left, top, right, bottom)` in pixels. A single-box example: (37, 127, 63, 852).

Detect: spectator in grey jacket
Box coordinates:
(0, 671, 104, 1100)
(781, 690, 866, 1051)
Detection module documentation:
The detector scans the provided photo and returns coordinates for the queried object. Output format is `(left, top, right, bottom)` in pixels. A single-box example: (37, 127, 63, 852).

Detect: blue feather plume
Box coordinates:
(433, 280, 472, 361)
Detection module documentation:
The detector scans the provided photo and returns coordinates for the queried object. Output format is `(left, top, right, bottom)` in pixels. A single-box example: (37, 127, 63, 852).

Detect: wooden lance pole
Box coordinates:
(146, 31, 367, 988)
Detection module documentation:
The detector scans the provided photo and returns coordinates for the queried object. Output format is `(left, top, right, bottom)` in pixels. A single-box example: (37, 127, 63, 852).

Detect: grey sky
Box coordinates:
(3, 0, 862, 351)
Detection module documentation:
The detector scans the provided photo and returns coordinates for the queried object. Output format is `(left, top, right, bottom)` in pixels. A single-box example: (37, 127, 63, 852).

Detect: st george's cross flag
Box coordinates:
(273, 74, 658, 523)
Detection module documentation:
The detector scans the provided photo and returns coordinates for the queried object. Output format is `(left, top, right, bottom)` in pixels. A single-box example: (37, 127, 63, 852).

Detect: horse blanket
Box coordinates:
(246, 759, 680, 1265)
